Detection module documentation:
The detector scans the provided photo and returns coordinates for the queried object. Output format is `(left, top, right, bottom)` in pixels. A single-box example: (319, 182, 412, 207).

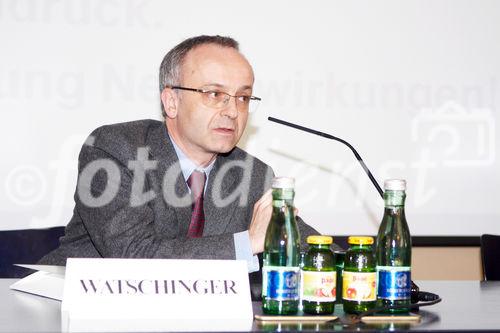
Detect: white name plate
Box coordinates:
(61, 258, 253, 332)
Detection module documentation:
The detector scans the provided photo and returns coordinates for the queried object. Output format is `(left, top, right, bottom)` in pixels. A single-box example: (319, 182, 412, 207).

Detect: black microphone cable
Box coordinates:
(359, 292, 442, 317)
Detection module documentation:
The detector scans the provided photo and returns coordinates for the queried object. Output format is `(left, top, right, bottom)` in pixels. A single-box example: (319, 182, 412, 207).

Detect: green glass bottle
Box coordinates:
(376, 179, 412, 313)
(301, 235, 336, 315)
(262, 177, 301, 315)
(342, 236, 377, 314)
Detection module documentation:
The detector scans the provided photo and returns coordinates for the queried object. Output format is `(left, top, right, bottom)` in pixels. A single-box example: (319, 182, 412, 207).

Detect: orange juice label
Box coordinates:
(342, 271, 377, 301)
(300, 271, 336, 302)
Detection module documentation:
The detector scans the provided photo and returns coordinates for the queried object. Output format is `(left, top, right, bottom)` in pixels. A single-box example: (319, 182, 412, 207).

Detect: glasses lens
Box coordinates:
(200, 90, 260, 114)
(202, 91, 228, 108)
(248, 98, 260, 114)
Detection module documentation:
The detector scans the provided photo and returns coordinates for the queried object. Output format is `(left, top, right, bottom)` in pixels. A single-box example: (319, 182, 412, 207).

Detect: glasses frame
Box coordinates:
(168, 86, 261, 113)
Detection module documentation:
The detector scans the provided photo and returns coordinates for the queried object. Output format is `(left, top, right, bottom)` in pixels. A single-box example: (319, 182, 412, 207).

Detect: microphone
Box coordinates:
(267, 116, 384, 198)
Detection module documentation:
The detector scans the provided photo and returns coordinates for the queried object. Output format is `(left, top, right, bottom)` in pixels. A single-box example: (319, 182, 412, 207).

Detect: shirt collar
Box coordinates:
(168, 133, 216, 181)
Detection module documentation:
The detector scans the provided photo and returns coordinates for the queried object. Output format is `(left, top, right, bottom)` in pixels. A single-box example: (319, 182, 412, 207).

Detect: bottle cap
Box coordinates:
(272, 177, 295, 189)
(384, 179, 406, 191)
(306, 235, 333, 245)
(348, 236, 374, 245)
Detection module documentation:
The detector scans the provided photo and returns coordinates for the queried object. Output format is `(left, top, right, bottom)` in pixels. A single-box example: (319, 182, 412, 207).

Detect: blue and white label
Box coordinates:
(377, 266, 411, 300)
(262, 266, 299, 301)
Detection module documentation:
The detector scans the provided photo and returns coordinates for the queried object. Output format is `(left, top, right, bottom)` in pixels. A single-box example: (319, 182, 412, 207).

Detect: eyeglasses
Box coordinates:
(169, 86, 261, 114)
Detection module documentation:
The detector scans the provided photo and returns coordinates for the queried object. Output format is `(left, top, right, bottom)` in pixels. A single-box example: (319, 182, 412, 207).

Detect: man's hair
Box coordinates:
(159, 35, 240, 118)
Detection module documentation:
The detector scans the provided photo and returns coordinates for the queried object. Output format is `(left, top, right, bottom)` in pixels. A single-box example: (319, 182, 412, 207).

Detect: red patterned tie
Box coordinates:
(186, 170, 206, 238)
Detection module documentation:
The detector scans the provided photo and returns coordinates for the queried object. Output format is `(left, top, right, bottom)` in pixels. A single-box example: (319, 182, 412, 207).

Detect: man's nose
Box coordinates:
(220, 96, 239, 119)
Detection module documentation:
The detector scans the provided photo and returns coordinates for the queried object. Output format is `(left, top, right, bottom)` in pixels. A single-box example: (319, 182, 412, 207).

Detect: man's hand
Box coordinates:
(248, 189, 273, 255)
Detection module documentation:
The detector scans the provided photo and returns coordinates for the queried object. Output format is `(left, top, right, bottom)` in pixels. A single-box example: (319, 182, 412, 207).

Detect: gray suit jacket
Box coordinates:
(40, 120, 321, 272)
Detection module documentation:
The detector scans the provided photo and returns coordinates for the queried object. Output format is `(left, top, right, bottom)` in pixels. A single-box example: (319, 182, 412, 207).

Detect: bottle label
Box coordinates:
(300, 271, 336, 302)
(377, 266, 411, 300)
(342, 271, 377, 301)
(262, 266, 300, 301)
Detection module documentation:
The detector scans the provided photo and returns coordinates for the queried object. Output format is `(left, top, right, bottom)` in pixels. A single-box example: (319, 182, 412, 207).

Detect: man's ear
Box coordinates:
(160, 88, 178, 118)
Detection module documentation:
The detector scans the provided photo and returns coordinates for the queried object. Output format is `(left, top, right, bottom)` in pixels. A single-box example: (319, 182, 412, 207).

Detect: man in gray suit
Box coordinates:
(40, 35, 323, 297)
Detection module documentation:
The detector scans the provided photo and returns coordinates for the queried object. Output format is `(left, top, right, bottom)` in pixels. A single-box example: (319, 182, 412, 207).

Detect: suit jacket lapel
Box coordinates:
(146, 123, 192, 236)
